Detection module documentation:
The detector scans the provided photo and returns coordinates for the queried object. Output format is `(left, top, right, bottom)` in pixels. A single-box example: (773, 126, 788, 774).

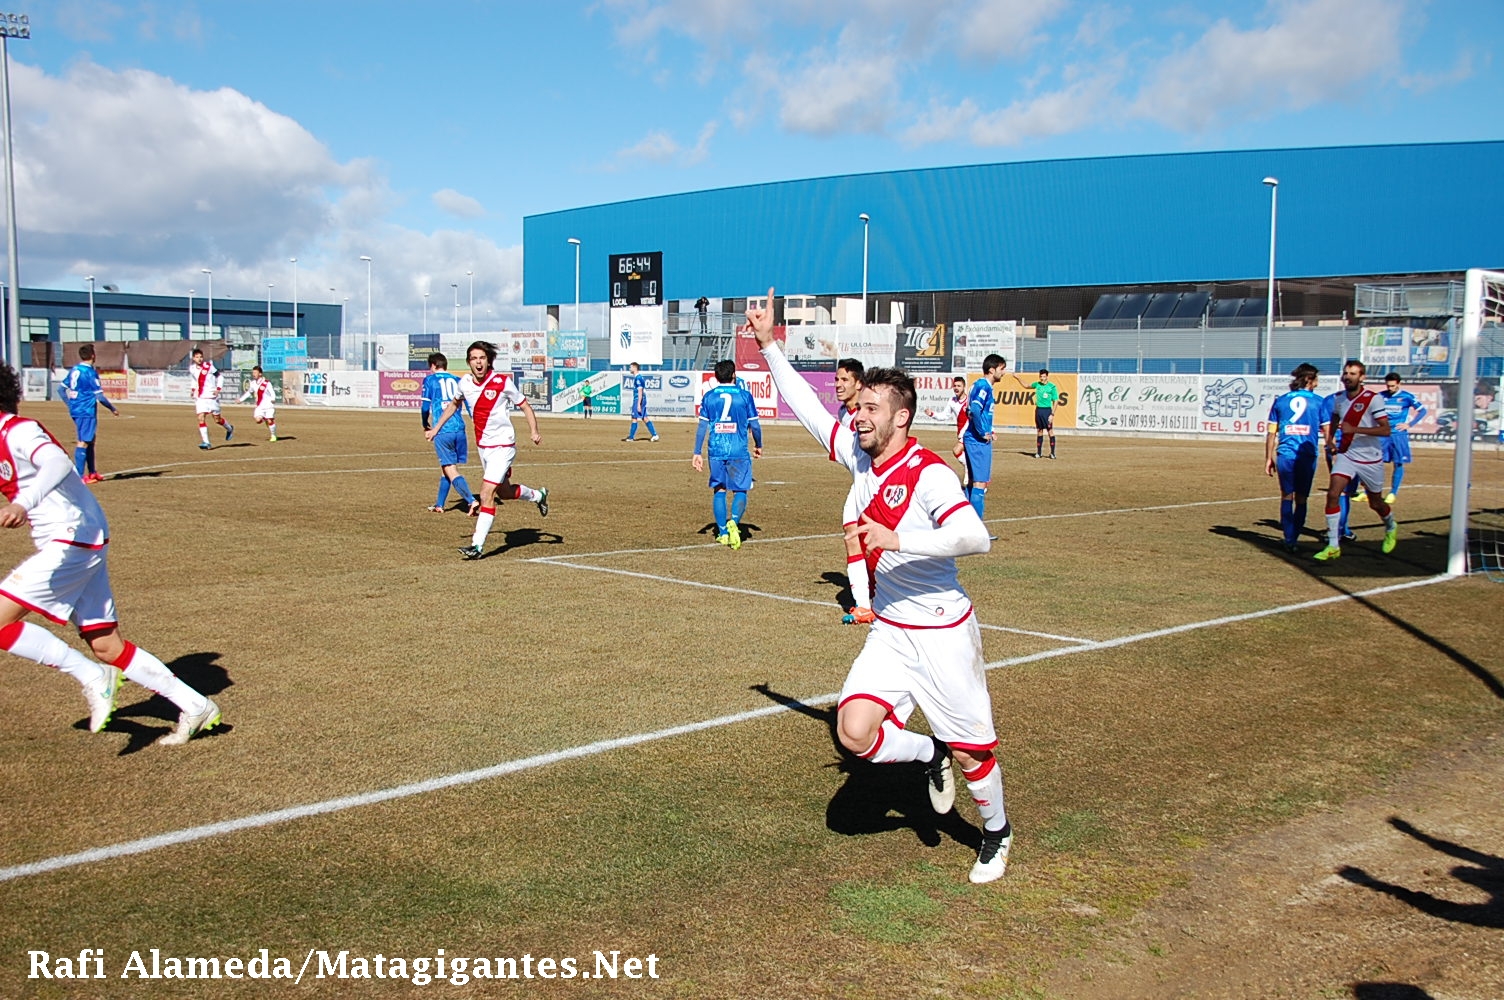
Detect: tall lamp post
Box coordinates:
(290, 257, 298, 336)
(85, 274, 95, 340)
(859, 213, 870, 324)
(201, 268, 213, 341)
(423, 290, 429, 335)
(359, 255, 373, 366)
(0, 12, 28, 367)
(1262, 177, 1278, 376)
(567, 237, 581, 332)
(266, 283, 274, 333)
(451, 282, 459, 335)
(466, 270, 474, 335)
(187, 288, 194, 342)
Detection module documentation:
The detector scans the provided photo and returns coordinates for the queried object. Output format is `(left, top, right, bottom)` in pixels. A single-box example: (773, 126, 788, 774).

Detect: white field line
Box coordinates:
(0, 574, 1453, 885)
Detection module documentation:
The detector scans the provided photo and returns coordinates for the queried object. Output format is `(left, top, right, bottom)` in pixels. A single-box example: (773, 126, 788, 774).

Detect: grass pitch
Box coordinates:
(0, 401, 1499, 998)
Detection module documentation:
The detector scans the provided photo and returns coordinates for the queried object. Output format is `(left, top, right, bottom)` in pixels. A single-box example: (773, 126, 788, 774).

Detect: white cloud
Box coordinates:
(956, 0, 1067, 60)
(612, 120, 719, 166)
(1130, 0, 1406, 130)
(968, 72, 1121, 145)
(774, 41, 901, 135)
(432, 188, 486, 219)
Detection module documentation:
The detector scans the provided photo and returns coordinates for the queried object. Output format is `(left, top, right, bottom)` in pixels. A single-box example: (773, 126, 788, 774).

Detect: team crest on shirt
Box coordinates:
(484, 389, 498, 400)
(882, 484, 908, 507)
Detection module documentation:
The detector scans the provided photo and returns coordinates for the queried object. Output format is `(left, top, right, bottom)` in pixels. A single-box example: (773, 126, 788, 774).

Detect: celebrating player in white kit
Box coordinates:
(0, 363, 220, 744)
(747, 289, 1012, 884)
(189, 348, 233, 450)
(237, 365, 278, 442)
(425, 341, 549, 559)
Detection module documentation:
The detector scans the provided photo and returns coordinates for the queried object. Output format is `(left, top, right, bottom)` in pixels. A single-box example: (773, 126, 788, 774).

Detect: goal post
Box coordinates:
(1447, 268, 1504, 576)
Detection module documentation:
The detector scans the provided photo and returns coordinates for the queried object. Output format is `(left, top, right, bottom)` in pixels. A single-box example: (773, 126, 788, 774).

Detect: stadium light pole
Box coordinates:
(859, 213, 870, 324)
(266, 283, 273, 333)
(290, 257, 298, 337)
(201, 268, 213, 341)
(1262, 177, 1278, 376)
(423, 290, 429, 336)
(187, 288, 194, 342)
(0, 12, 28, 367)
(567, 237, 581, 332)
(451, 282, 459, 335)
(85, 275, 95, 340)
(466, 269, 474, 335)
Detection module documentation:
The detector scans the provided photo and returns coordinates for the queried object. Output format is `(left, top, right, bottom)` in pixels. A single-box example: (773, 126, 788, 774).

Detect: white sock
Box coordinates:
(198, 425, 210, 444)
(113, 642, 208, 714)
(517, 485, 540, 503)
(964, 756, 1008, 831)
(0, 621, 105, 686)
(472, 509, 496, 547)
(1325, 510, 1341, 547)
(860, 720, 932, 764)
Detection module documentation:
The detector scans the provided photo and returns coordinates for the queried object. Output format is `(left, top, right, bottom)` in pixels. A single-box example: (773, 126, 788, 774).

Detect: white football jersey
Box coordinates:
(0, 415, 109, 549)
(458, 369, 526, 448)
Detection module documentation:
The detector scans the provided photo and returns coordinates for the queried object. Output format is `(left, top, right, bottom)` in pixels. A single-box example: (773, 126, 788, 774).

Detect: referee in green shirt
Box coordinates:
(1013, 369, 1060, 459)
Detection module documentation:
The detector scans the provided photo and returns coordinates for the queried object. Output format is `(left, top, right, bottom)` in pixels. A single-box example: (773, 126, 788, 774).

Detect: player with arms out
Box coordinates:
(420, 353, 478, 515)
(236, 365, 279, 442)
(189, 348, 233, 450)
(961, 355, 1006, 517)
(59, 343, 119, 484)
(692, 360, 762, 550)
(1264, 363, 1323, 553)
(748, 288, 1011, 884)
(622, 362, 659, 442)
(425, 342, 548, 559)
(1314, 360, 1399, 562)
(0, 363, 220, 744)
(1379, 372, 1427, 504)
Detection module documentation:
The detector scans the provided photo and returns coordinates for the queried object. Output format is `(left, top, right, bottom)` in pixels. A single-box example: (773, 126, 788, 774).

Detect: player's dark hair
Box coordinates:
(861, 367, 916, 428)
(837, 358, 864, 378)
(1289, 362, 1319, 390)
(467, 341, 497, 365)
(252, 366, 263, 376)
(982, 353, 1005, 373)
(78, 343, 95, 361)
(952, 376, 966, 386)
(1344, 359, 1367, 375)
(428, 352, 447, 369)
(0, 363, 20, 415)
(713, 360, 735, 383)
(1384, 371, 1401, 382)
(1039, 368, 1050, 377)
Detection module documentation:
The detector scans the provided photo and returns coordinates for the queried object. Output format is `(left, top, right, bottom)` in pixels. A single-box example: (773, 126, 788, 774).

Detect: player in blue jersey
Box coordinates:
(1379, 372, 1427, 503)
(623, 362, 659, 442)
(692, 360, 763, 549)
(1264, 363, 1324, 552)
(959, 354, 1007, 518)
(59, 344, 119, 485)
(420, 353, 479, 515)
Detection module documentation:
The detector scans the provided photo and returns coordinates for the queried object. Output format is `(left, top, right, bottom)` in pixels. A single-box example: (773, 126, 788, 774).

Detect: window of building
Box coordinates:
(147, 322, 182, 341)
(59, 319, 92, 343)
(103, 320, 140, 342)
(20, 317, 49, 341)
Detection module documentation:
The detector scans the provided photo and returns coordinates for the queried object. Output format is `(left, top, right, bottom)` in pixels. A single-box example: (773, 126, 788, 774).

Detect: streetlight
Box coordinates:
(423, 290, 429, 335)
(451, 282, 459, 335)
(290, 257, 298, 336)
(201, 268, 213, 341)
(859, 213, 870, 324)
(567, 237, 581, 332)
(266, 283, 274, 333)
(0, 12, 29, 366)
(187, 288, 194, 341)
(359, 254, 373, 355)
(85, 274, 95, 340)
(1262, 177, 1278, 376)
(466, 270, 474, 335)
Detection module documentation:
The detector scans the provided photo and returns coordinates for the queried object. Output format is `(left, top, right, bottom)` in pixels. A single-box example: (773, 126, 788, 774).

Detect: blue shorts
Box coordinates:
(431, 426, 468, 467)
(1034, 407, 1054, 431)
(1382, 431, 1412, 464)
(1276, 449, 1317, 497)
(71, 413, 97, 444)
(631, 402, 649, 420)
(962, 437, 992, 485)
(708, 457, 753, 493)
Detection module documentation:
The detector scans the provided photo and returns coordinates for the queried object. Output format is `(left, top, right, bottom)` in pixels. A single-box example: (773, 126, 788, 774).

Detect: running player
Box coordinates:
(748, 288, 1011, 884)
(622, 362, 659, 442)
(425, 341, 548, 559)
(1264, 363, 1323, 553)
(189, 348, 233, 450)
(59, 343, 119, 484)
(236, 365, 279, 442)
(961, 355, 1006, 517)
(420, 353, 478, 515)
(1379, 372, 1427, 503)
(1315, 360, 1399, 561)
(1012, 368, 1059, 458)
(0, 363, 220, 744)
(692, 361, 762, 550)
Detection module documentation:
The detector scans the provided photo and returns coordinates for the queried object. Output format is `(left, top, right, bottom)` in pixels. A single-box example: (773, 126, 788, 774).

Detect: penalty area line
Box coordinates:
(0, 573, 1454, 885)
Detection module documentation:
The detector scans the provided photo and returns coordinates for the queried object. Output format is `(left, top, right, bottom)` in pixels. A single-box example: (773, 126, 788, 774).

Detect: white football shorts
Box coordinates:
(1331, 452, 1386, 494)
(478, 443, 518, 486)
(0, 541, 118, 631)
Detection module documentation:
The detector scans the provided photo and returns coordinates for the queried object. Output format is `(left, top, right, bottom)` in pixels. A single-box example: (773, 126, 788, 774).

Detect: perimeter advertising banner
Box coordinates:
(375, 335, 410, 371)
(261, 336, 308, 372)
(379, 371, 425, 409)
(552, 370, 621, 415)
(608, 305, 665, 366)
(548, 331, 589, 370)
(735, 324, 897, 374)
(619, 369, 701, 418)
(991, 374, 1078, 430)
(1074, 375, 1202, 433)
(896, 325, 951, 374)
(954, 321, 1018, 372)
(1361, 326, 1451, 368)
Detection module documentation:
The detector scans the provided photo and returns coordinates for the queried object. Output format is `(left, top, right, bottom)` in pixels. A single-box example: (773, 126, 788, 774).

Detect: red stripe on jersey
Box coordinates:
(0, 415, 61, 501)
(1336, 389, 1377, 454)
(469, 370, 510, 443)
(826, 421, 840, 462)
(937, 501, 971, 524)
(859, 439, 947, 581)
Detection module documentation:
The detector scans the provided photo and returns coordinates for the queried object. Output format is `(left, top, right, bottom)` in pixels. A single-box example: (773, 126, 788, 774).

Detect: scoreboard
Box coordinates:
(609, 252, 662, 308)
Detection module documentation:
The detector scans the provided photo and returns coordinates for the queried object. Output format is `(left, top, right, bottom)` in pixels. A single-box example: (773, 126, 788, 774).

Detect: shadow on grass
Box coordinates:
(695, 520, 762, 543)
(1209, 522, 1503, 700)
(107, 650, 233, 754)
(105, 471, 165, 481)
(749, 683, 981, 853)
(1338, 817, 1504, 929)
(819, 571, 855, 613)
(1352, 985, 1435, 999)
(481, 528, 564, 557)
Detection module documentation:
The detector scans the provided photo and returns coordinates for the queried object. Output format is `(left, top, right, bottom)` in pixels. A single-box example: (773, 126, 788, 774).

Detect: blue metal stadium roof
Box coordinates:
(522, 141, 1504, 306)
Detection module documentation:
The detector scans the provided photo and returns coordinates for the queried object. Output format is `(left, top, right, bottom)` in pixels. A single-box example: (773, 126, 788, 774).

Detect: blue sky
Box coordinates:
(13, 0, 1501, 331)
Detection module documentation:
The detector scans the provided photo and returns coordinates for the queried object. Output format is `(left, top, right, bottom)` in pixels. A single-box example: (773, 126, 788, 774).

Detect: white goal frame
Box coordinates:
(1447, 268, 1504, 576)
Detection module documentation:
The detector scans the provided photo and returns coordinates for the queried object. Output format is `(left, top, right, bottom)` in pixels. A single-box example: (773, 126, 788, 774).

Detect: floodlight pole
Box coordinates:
(202, 268, 213, 341)
(859, 213, 870, 325)
(467, 270, 474, 335)
(85, 275, 95, 339)
(567, 237, 581, 332)
(1, 13, 29, 367)
(451, 282, 459, 335)
(266, 283, 273, 333)
(1263, 177, 1278, 376)
(290, 257, 299, 337)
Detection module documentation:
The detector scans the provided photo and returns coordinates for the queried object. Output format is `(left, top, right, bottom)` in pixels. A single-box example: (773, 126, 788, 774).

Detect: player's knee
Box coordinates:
(836, 715, 880, 756)
(83, 627, 124, 663)
(952, 747, 994, 774)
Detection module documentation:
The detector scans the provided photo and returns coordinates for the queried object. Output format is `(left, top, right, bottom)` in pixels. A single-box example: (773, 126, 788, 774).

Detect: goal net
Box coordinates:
(1449, 268, 1504, 579)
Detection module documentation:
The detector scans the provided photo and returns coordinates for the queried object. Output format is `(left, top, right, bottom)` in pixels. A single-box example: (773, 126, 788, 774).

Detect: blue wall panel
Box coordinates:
(523, 142, 1504, 306)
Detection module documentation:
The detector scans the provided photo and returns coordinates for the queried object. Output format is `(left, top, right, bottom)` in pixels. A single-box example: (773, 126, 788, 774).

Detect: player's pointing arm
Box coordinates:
(748, 286, 839, 449)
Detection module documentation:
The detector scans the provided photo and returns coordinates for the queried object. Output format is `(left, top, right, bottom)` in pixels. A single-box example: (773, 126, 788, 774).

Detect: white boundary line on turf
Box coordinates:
(0, 573, 1454, 885)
